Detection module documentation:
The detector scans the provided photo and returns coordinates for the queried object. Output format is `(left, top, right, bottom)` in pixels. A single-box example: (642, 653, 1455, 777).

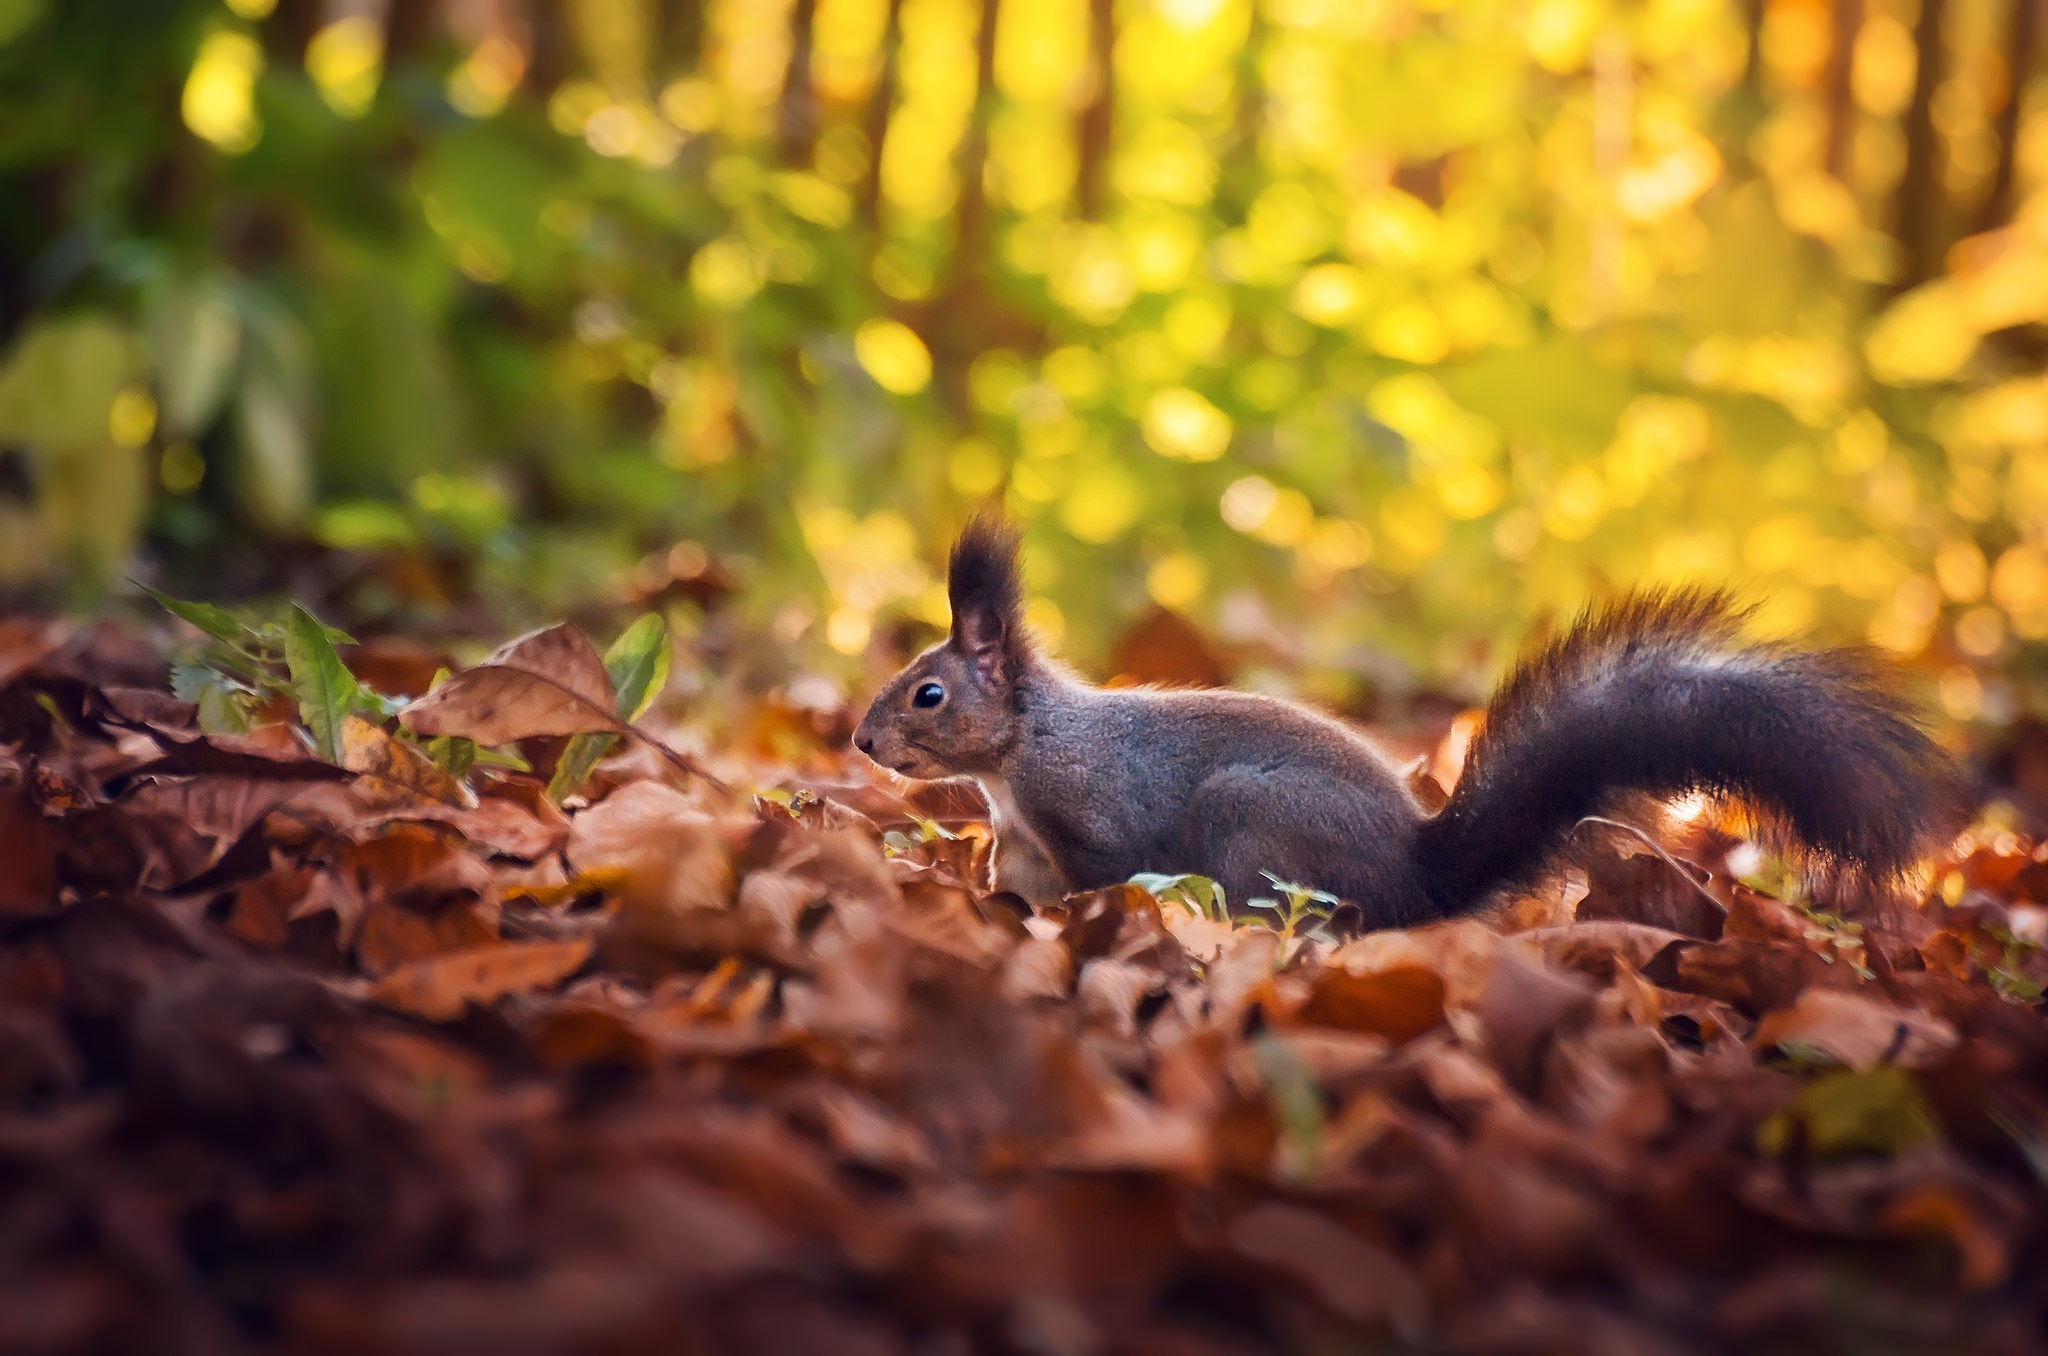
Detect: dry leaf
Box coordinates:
(400, 623, 621, 746)
(341, 716, 474, 810)
(371, 937, 595, 1020)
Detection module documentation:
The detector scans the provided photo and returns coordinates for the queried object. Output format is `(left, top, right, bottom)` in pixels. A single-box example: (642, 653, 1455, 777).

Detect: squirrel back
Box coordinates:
(853, 512, 1965, 926)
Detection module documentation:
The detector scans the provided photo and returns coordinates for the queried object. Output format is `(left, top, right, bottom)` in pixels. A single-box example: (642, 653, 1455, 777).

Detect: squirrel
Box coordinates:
(852, 511, 1965, 928)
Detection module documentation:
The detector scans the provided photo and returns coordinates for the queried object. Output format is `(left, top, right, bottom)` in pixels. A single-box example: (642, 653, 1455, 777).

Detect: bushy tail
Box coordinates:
(1411, 590, 1965, 910)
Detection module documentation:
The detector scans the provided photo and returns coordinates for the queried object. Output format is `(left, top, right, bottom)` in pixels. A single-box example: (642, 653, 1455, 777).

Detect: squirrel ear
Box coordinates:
(948, 507, 1024, 688)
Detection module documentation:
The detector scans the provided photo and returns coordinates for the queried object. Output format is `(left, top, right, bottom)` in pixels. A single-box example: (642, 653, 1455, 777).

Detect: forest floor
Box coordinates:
(3, 611, 2047, 1355)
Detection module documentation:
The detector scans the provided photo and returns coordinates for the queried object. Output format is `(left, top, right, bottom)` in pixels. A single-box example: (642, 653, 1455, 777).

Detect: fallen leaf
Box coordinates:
(1228, 1203, 1426, 1338)
(341, 716, 474, 810)
(1297, 963, 1446, 1042)
(0, 786, 58, 915)
(400, 623, 621, 747)
(548, 614, 670, 802)
(1753, 988, 1959, 1071)
(371, 937, 594, 1021)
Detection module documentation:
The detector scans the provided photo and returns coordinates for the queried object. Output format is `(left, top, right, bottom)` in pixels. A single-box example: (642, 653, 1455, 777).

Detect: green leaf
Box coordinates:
(135, 581, 251, 646)
(546, 613, 670, 802)
(603, 613, 670, 721)
(171, 660, 254, 734)
(1758, 1066, 1941, 1160)
(1253, 1034, 1324, 1184)
(471, 745, 531, 772)
(428, 735, 478, 779)
(282, 603, 358, 762)
(1131, 871, 1227, 921)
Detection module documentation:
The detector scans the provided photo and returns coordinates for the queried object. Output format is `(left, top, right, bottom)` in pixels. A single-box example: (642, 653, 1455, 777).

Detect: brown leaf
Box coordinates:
(371, 936, 594, 1021)
(355, 895, 499, 977)
(1228, 1204, 1425, 1338)
(399, 623, 621, 746)
(112, 726, 355, 784)
(569, 783, 736, 971)
(1669, 937, 1854, 1014)
(341, 716, 474, 810)
(1752, 988, 1959, 1070)
(1521, 921, 1696, 982)
(1297, 963, 1446, 1042)
(567, 781, 734, 916)
(1476, 946, 1597, 1092)
(1001, 936, 1074, 1002)
(1576, 844, 1725, 939)
(338, 823, 495, 916)
(1883, 1183, 2011, 1291)
(119, 775, 334, 889)
(367, 788, 569, 861)
(0, 785, 58, 916)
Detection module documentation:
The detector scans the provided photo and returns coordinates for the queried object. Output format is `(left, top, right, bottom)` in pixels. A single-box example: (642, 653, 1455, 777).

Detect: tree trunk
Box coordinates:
(1741, 0, 1768, 97)
(661, 0, 706, 78)
(1893, 0, 1948, 289)
(779, 0, 819, 165)
(1076, 0, 1115, 219)
(859, 0, 907, 230)
(1977, 0, 2039, 233)
(1823, 0, 1862, 178)
(945, 0, 1001, 279)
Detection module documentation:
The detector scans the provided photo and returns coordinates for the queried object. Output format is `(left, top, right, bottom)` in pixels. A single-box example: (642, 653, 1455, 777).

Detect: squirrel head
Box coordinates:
(853, 509, 1027, 779)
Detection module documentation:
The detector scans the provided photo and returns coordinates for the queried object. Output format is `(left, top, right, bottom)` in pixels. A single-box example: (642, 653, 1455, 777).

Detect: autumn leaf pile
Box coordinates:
(5, 614, 2048, 1356)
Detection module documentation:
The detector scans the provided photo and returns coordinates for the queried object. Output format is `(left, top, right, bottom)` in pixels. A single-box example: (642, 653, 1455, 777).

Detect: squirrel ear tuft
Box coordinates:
(948, 507, 1025, 685)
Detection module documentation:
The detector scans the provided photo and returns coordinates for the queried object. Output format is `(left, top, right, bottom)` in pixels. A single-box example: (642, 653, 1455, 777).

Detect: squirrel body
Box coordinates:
(853, 513, 1962, 928)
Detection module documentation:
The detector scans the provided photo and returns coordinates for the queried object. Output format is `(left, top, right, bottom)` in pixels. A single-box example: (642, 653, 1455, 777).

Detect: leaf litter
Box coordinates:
(0, 609, 2046, 1354)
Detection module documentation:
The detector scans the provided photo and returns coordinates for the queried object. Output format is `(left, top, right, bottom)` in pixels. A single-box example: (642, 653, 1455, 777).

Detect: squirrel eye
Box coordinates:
(912, 682, 945, 709)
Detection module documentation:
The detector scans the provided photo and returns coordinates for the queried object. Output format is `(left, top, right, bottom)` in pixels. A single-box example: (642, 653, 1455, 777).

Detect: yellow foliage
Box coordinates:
(855, 319, 934, 395)
(1866, 282, 1977, 385)
(1060, 461, 1142, 543)
(307, 17, 384, 120)
(1143, 388, 1232, 461)
(182, 30, 264, 153)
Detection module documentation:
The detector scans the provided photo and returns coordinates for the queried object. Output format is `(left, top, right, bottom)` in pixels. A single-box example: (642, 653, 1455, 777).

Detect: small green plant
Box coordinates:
(144, 586, 661, 797)
(1253, 1032, 1324, 1183)
(142, 584, 390, 753)
(882, 814, 961, 857)
(1245, 871, 1340, 944)
(1983, 925, 2046, 1004)
(1794, 902, 1876, 981)
(1129, 872, 1229, 924)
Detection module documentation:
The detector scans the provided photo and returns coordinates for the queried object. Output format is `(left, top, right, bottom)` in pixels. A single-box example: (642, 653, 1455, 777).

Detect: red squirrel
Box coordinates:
(852, 511, 1964, 927)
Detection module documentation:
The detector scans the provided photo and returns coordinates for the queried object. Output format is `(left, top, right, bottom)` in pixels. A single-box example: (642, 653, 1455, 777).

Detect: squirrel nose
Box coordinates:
(855, 733, 875, 757)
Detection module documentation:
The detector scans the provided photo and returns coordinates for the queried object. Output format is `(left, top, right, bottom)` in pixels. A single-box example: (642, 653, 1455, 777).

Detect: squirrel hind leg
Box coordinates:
(1180, 764, 1433, 931)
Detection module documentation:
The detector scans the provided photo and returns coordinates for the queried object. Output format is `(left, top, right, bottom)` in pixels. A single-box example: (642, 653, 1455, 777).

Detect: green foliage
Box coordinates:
(145, 587, 366, 741)
(5, 0, 2048, 721)
(282, 603, 359, 761)
(1247, 871, 1341, 942)
(1253, 1033, 1325, 1184)
(1758, 1066, 1942, 1161)
(1130, 871, 1229, 923)
(1983, 925, 2047, 1005)
(881, 815, 964, 857)
(137, 582, 247, 647)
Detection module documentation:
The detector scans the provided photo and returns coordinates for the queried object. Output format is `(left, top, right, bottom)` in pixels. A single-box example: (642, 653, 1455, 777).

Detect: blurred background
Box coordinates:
(4, 0, 2048, 740)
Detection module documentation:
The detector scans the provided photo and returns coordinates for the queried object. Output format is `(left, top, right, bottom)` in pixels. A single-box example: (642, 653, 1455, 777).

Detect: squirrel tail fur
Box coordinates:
(1411, 590, 1964, 909)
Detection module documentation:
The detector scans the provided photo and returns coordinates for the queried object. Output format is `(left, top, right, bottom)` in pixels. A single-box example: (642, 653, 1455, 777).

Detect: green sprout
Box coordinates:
(1245, 871, 1340, 944)
(1129, 872, 1230, 924)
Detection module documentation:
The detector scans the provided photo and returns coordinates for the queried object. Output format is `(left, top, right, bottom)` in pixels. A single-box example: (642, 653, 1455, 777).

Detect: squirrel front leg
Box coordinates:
(990, 828, 1068, 905)
(977, 776, 1070, 904)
